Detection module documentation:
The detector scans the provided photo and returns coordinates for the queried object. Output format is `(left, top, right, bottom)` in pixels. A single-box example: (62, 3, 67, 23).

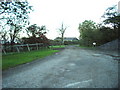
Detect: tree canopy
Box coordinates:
(22, 24, 49, 45)
(102, 5, 120, 29)
(0, 1, 33, 44)
(78, 20, 99, 46)
(26, 24, 47, 38)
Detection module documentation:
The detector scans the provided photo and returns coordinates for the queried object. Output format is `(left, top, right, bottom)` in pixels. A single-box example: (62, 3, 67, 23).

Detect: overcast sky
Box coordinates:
(27, 0, 119, 40)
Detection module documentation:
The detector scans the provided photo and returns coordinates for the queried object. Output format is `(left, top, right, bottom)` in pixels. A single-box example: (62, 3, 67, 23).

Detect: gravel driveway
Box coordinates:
(2, 45, 118, 88)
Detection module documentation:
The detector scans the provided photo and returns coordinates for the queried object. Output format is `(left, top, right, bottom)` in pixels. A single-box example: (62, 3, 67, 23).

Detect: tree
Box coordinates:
(26, 24, 46, 38)
(22, 24, 49, 45)
(78, 5, 120, 47)
(78, 20, 96, 44)
(102, 5, 120, 30)
(0, 24, 9, 44)
(0, 1, 33, 45)
(102, 5, 119, 39)
(58, 23, 67, 44)
(78, 20, 104, 46)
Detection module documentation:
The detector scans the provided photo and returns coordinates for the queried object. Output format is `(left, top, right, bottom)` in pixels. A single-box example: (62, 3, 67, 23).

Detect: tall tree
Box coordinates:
(78, 20, 99, 46)
(58, 23, 67, 44)
(78, 20, 96, 39)
(102, 5, 119, 39)
(0, 1, 33, 45)
(102, 5, 120, 30)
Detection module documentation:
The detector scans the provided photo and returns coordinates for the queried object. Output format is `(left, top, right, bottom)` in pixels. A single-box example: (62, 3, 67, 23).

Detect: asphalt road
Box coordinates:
(2, 45, 118, 88)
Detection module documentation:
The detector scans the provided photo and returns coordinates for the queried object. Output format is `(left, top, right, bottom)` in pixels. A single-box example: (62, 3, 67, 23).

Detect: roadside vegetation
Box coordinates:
(2, 49, 58, 70)
(78, 5, 119, 47)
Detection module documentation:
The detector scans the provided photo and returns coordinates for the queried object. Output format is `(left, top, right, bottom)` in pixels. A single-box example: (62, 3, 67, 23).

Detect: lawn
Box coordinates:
(2, 49, 58, 70)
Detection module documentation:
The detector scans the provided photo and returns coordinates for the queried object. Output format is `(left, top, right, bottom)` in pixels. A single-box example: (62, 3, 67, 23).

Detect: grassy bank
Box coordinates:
(2, 49, 58, 70)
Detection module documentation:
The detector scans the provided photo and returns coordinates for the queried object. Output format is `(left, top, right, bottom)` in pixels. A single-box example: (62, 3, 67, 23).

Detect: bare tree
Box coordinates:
(58, 23, 67, 44)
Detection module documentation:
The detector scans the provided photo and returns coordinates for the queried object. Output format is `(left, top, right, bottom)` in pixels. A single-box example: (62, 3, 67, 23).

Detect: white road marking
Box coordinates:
(64, 79, 92, 88)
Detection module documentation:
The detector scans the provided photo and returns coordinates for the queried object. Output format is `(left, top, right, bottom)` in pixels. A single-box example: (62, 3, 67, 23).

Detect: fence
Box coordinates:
(2, 43, 48, 54)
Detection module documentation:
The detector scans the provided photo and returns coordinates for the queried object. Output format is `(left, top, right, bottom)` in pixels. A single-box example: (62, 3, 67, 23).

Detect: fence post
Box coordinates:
(27, 44, 30, 51)
(16, 46, 20, 53)
(36, 43, 39, 50)
(1, 45, 6, 55)
(2, 49, 6, 55)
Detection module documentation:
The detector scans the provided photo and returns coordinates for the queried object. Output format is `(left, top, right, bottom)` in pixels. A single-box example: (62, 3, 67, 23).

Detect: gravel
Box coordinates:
(2, 45, 118, 88)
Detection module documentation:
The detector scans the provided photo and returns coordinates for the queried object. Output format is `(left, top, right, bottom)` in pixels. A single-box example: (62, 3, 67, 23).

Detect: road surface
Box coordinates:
(2, 45, 118, 88)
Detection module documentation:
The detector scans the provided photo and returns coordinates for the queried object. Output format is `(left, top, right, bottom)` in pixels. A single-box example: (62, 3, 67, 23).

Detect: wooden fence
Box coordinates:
(2, 43, 48, 54)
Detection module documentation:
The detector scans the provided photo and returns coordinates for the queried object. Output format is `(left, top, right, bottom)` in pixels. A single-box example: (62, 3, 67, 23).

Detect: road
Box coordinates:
(2, 45, 118, 88)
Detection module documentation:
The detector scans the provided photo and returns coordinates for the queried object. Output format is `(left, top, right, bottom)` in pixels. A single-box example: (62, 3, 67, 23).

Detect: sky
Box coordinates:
(27, 0, 119, 40)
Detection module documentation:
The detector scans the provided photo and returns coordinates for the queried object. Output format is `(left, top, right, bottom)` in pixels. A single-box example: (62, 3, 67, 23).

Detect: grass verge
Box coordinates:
(50, 45, 66, 49)
(2, 49, 58, 70)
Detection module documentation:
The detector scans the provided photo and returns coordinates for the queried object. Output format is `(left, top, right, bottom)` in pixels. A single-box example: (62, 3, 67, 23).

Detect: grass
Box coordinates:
(2, 49, 59, 70)
(50, 45, 66, 49)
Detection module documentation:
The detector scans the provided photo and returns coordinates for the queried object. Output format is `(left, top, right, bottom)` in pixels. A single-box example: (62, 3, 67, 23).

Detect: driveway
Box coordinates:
(2, 45, 118, 88)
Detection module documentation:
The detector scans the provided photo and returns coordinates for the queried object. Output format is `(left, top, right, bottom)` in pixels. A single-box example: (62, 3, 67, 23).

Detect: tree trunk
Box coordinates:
(61, 33, 64, 44)
(10, 38, 15, 52)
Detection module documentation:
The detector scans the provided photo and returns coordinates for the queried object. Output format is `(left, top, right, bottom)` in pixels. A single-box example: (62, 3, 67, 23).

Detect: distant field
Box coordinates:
(2, 49, 58, 70)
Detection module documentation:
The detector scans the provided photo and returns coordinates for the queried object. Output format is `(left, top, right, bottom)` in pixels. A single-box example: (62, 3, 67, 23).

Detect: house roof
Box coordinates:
(64, 37, 78, 41)
(54, 37, 79, 41)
